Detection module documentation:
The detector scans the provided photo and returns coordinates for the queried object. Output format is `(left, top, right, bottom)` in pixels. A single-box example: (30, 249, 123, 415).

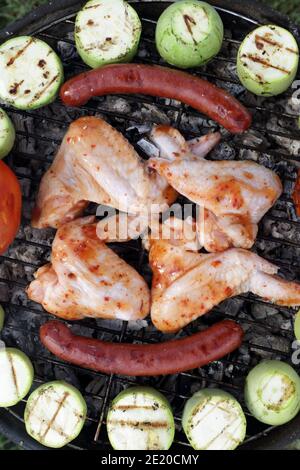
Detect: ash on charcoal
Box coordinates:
(234, 130, 270, 151)
(137, 138, 160, 158)
(210, 141, 236, 160)
(98, 96, 132, 115)
(132, 103, 172, 125)
(267, 116, 300, 156)
(180, 113, 217, 134)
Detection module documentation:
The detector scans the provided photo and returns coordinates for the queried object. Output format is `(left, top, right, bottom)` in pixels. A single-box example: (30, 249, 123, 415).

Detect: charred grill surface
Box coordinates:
(1, 1, 300, 450)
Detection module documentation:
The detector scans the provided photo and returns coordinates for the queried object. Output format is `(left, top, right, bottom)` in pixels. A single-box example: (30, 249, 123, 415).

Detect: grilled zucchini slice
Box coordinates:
(75, 0, 142, 68)
(0, 108, 15, 159)
(25, 381, 87, 448)
(0, 36, 64, 110)
(155, 0, 224, 69)
(0, 347, 34, 407)
(107, 386, 175, 450)
(245, 360, 300, 426)
(182, 388, 246, 450)
(237, 25, 299, 96)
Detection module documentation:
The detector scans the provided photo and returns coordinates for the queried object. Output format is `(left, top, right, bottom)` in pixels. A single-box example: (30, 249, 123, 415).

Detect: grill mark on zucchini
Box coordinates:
(109, 419, 170, 429)
(183, 15, 197, 45)
(241, 54, 290, 74)
(40, 391, 70, 440)
(7, 351, 19, 397)
(28, 74, 59, 105)
(6, 38, 35, 66)
(84, 3, 102, 9)
(9, 80, 24, 95)
(112, 404, 160, 411)
(201, 415, 242, 450)
(255, 34, 298, 54)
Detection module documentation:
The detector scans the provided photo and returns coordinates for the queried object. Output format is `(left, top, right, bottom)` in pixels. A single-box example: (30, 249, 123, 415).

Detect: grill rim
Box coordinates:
(1, 0, 300, 451)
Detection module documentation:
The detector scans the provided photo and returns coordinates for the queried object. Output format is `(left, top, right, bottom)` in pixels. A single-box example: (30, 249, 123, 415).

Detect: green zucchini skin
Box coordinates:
(155, 0, 224, 69)
(24, 380, 87, 448)
(0, 108, 15, 159)
(237, 25, 299, 97)
(245, 360, 300, 425)
(75, 0, 142, 69)
(0, 347, 34, 407)
(107, 386, 175, 450)
(0, 36, 64, 110)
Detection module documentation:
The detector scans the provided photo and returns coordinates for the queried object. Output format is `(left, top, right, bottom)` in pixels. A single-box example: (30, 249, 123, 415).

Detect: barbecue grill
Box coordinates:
(1, 0, 300, 451)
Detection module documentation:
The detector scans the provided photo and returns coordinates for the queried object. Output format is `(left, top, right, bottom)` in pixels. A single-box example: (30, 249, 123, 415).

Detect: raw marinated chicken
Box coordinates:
(32, 116, 177, 229)
(148, 218, 300, 333)
(26, 216, 150, 321)
(148, 126, 283, 252)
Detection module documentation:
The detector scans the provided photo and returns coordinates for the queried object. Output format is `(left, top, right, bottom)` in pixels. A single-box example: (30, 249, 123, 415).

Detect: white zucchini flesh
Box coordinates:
(182, 389, 246, 450)
(237, 25, 299, 96)
(0, 108, 15, 159)
(0, 348, 34, 407)
(75, 0, 142, 68)
(107, 386, 175, 450)
(0, 36, 64, 110)
(25, 381, 87, 448)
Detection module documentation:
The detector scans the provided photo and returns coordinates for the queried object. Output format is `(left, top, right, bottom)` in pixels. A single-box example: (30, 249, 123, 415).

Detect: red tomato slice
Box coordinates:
(0, 161, 22, 254)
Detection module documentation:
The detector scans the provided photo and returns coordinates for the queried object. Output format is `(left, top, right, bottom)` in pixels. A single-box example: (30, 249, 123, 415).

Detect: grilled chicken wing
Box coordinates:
(32, 116, 177, 229)
(148, 220, 300, 333)
(27, 217, 150, 321)
(148, 126, 282, 252)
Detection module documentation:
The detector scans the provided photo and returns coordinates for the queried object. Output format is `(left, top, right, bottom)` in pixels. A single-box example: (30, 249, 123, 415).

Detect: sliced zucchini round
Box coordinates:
(182, 388, 246, 450)
(0, 347, 34, 407)
(237, 25, 299, 96)
(107, 386, 175, 450)
(155, 0, 224, 69)
(0, 109, 15, 159)
(25, 381, 87, 448)
(75, 0, 142, 68)
(245, 360, 300, 426)
(0, 36, 64, 110)
(0, 305, 5, 332)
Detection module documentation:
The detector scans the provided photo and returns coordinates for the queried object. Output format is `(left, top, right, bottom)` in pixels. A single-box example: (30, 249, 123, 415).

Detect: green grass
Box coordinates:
(0, 0, 48, 29)
(0, 0, 299, 452)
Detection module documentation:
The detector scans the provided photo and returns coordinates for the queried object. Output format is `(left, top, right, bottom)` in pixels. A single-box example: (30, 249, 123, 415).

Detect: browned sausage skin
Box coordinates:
(60, 64, 252, 134)
(40, 320, 243, 376)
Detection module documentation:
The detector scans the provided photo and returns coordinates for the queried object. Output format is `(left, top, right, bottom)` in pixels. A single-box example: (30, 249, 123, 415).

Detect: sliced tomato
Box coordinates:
(0, 161, 22, 254)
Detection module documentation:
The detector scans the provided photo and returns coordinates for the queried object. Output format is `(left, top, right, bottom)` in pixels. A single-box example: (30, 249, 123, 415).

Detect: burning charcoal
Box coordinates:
(180, 113, 217, 134)
(267, 116, 300, 156)
(210, 141, 236, 160)
(57, 33, 78, 62)
(98, 96, 132, 114)
(218, 297, 244, 317)
(0, 282, 9, 302)
(137, 138, 159, 158)
(132, 103, 172, 125)
(54, 365, 81, 389)
(251, 303, 279, 320)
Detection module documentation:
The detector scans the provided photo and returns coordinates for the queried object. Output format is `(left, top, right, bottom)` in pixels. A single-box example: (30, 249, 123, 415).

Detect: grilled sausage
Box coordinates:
(40, 319, 244, 376)
(60, 64, 252, 134)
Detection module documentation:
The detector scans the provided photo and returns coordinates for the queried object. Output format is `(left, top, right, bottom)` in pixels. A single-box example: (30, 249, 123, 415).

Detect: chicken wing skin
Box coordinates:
(148, 126, 282, 251)
(32, 117, 177, 229)
(27, 217, 150, 321)
(148, 222, 300, 333)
